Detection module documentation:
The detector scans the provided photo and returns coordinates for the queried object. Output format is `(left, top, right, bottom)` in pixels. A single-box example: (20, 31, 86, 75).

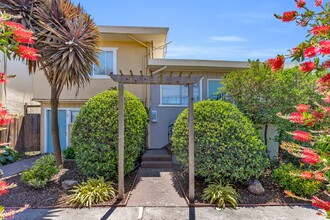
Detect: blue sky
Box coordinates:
(71, 0, 312, 61)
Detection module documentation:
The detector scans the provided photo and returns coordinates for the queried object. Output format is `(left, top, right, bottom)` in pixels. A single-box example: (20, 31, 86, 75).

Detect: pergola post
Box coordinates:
(188, 83, 195, 203)
(118, 83, 125, 199)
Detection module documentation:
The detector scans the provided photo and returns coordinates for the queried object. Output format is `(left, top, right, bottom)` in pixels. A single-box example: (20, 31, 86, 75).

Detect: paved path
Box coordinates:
(127, 168, 187, 207)
(1, 156, 40, 178)
(13, 206, 325, 220)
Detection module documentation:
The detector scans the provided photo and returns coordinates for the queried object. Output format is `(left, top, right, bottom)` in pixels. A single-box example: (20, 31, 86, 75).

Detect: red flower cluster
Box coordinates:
(314, 171, 326, 181)
(301, 171, 325, 181)
(304, 46, 318, 58)
(310, 25, 330, 36)
(0, 72, 7, 84)
(18, 45, 38, 61)
(314, 0, 322, 7)
(267, 55, 284, 71)
(289, 112, 304, 124)
(300, 171, 313, 179)
(299, 61, 315, 72)
(322, 60, 330, 68)
(0, 181, 10, 196)
(0, 106, 13, 126)
(319, 40, 330, 55)
(301, 148, 321, 165)
(282, 11, 298, 22)
(296, 104, 310, 113)
(293, 130, 311, 142)
(318, 73, 330, 87)
(296, 0, 306, 8)
(312, 196, 330, 211)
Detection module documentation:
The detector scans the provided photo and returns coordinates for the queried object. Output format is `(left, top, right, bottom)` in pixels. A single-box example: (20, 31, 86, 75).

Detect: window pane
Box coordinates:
(71, 110, 79, 123)
(162, 83, 200, 105)
(93, 51, 114, 76)
(208, 80, 222, 100)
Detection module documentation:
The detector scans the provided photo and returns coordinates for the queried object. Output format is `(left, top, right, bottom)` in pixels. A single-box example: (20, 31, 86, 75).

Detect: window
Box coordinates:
(92, 48, 117, 77)
(70, 110, 79, 123)
(207, 79, 223, 100)
(161, 83, 201, 106)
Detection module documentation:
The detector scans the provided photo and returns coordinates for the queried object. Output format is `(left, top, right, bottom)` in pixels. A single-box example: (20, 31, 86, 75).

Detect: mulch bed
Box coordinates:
(0, 160, 138, 208)
(173, 165, 312, 206)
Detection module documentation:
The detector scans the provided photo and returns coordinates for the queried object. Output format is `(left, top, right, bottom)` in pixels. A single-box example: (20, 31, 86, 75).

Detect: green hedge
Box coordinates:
(71, 89, 148, 179)
(172, 100, 269, 183)
(271, 163, 322, 197)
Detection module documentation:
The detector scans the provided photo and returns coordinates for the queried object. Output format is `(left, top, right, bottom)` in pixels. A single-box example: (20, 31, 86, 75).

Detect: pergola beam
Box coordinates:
(110, 74, 201, 85)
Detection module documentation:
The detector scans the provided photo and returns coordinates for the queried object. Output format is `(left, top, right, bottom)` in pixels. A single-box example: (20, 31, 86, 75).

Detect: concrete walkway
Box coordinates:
(127, 168, 187, 207)
(13, 206, 325, 220)
(1, 156, 40, 178)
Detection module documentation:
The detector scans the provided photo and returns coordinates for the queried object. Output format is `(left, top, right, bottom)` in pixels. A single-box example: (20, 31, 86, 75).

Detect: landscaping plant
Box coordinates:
(21, 154, 60, 189)
(271, 163, 322, 197)
(222, 61, 321, 146)
(172, 100, 269, 183)
(0, 145, 19, 165)
(0, 11, 38, 219)
(63, 147, 75, 160)
(0, 0, 100, 166)
(67, 177, 116, 208)
(268, 0, 330, 218)
(72, 89, 148, 180)
(202, 180, 239, 210)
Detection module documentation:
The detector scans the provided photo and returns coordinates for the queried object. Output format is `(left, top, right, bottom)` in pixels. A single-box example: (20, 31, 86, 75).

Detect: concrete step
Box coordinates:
(142, 149, 171, 162)
(141, 161, 172, 168)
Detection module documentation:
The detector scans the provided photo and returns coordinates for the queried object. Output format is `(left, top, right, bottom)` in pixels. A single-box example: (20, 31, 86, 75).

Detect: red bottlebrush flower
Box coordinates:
(304, 46, 318, 58)
(289, 47, 300, 57)
(17, 45, 38, 61)
(301, 148, 321, 165)
(324, 95, 330, 103)
(312, 110, 324, 119)
(310, 26, 330, 36)
(267, 55, 284, 72)
(319, 40, 330, 55)
(289, 112, 304, 124)
(293, 130, 311, 142)
(299, 61, 315, 72)
(296, 0, 306, 8)
(300, 19, 308, 27)
(300, 171, 313, 179)
(13, 29, 35, 44)
(312, 196, 330, 211)
(0, 72, 7, 84)
(314, 172, 326, 181)
(322, 60, 330, 69)
(314, 0, 322, 6)
(4, 21, 25, 30)
(282, 11, 297, 22)
(296, 104, 310, 113)
(0, 181, 9, 195)
(318, 73, 330, 87)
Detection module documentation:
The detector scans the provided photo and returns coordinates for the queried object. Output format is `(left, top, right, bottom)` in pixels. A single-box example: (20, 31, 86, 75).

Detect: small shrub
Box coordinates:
(271, 163, 322, 197)
(202, 180, 239, 209)
(21, 154, 60, 188)
(63, 147, 75, 160)
(0, 146, 20, 166)
(71, 89, 148, 179)
(67, 177, 116, 208)
(172, 100, 269, 183)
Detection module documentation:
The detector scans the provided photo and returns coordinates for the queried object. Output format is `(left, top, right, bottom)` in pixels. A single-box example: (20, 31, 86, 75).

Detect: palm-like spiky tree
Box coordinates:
(0, 0, 100, 166)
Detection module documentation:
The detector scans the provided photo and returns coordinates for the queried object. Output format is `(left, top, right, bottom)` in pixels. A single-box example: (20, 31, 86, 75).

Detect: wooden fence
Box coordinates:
(0, 105, 41, 153)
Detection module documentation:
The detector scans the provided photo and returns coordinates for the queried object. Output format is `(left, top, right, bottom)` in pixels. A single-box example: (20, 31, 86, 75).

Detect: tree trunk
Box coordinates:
(51, 85, 63, 167)
(264, 123, 268, 146)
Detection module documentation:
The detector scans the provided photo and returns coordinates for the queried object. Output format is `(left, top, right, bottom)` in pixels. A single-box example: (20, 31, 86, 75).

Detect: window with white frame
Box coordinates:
(92, 48, 117, 77)
(161, 83, 200, 106)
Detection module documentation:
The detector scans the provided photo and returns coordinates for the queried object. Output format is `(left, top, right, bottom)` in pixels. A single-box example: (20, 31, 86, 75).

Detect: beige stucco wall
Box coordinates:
(0, 54, 39, 115)
(33, 41, 149, 102)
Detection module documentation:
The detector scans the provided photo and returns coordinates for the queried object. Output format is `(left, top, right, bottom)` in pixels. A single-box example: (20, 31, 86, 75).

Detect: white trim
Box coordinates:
(44, 108, 80, 153)
(159, 79, 202, 107)
(207, 79, 222, 99)
(92, 47, 118, 79)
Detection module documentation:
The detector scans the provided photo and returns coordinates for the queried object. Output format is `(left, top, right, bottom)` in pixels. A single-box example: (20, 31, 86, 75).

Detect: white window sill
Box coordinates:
(91, 75, 111, 79)
(158, 104, 188, 108)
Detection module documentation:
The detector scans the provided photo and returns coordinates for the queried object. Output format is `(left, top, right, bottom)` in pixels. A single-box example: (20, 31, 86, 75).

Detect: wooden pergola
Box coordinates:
(110, 70, 201, 202)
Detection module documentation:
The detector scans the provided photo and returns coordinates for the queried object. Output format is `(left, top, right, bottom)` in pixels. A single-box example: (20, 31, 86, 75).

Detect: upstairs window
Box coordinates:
(92, 48, 117, 77)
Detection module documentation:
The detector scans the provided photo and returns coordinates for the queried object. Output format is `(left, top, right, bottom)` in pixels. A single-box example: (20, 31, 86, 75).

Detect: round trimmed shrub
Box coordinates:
(172, 100, 269, 183)
(71, 89, 148, 179)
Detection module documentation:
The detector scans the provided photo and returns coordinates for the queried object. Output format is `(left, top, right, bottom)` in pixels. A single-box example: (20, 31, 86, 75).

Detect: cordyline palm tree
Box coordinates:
(0, 0, 100, 166)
